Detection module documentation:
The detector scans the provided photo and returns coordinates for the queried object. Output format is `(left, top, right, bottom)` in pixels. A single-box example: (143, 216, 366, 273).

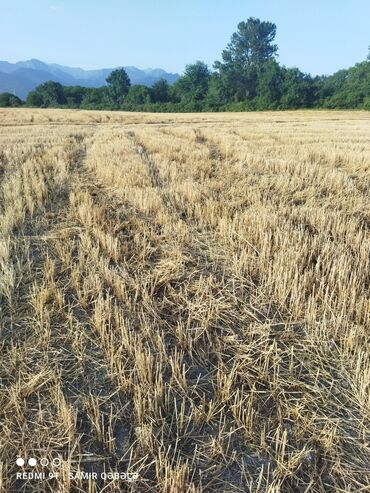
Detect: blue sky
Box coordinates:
(1, 0, 369, 75)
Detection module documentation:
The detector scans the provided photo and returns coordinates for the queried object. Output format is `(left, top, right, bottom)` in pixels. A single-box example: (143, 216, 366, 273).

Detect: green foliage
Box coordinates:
(256, 60, 284, 107)
(125, 85, 151, 105)
(63, 86, 88, 108)
(204, 74, 228, 110)
(322, 61, 370, 109)
(0, 92, 23, 107)
(280, 68, 318, 108)
(172, 61, 211, 104)
(27, 81, 66, 107)
(26, 91, 44, 107)
(79, 87, 110, 109)
(214, 17, 278, 102)
(23, 19, 370, 112)
(151, 79, 171, 103)
(222, 18, 278, 67)
(106, 68, 131, 105)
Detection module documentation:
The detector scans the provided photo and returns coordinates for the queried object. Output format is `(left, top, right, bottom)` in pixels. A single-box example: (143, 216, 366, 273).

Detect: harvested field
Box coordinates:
(0, 108, 369, 492)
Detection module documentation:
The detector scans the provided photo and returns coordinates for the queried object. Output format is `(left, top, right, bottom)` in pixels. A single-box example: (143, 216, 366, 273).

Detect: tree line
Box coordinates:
(2, 18, 370, 111)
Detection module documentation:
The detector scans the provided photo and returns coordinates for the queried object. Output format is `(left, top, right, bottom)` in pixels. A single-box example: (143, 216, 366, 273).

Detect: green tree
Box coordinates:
(221, 18, 277, 67)
(26, 81, 66, 107)
(63, 86, 87, 108)
(151, 79, 171, 103)
(256, 60, 284, 107)
(26, 91, 43, 107)
(205, 73, 227, 109)
(125, 85, 151, 105)
(0, 92, 23, 107)
(319, 70, 348, 101)
(106, 68, 131, 105)
(172, 61, 211, 105)
(280, 68, 317, 108)
(214, 18, 278, 101)
(81, 87, 111, 108)
(322, 61, 370, 109)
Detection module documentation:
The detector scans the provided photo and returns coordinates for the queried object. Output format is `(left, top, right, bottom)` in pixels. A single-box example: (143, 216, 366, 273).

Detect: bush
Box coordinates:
(0, 92, 23, 107)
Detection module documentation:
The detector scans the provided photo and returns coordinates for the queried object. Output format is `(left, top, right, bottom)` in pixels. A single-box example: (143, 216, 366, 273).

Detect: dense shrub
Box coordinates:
(0, 92, 23, 107)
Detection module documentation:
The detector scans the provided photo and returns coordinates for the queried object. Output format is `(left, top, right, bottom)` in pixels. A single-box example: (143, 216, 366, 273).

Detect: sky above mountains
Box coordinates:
(0, 60, 179, 99)
(1, 0, 369, 75)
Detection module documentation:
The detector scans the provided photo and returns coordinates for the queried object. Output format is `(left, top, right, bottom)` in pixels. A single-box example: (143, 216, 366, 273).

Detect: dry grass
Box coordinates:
(0, 108, 369, 492)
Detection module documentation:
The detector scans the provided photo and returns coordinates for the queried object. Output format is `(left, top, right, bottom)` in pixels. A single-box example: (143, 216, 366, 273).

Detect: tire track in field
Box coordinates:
(59, 138, 215, 490)
(0, 131, 127, 493)
(158, 126, 225, 180)
(43, 134, 134, 487)
(127, 129, 188, 223)
(52, 136, 149, 489)
(0, 133, 87, 492)
(125, 129, 272, 327)
(64, 129, 276, 490)
(127, 128, 228, 238)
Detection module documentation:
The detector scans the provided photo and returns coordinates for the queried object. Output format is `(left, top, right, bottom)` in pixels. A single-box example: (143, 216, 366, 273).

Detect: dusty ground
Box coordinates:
(0, 109, 369, 492)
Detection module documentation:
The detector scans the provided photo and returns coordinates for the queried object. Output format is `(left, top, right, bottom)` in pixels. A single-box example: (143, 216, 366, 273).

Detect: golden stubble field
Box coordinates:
(0, 108, 369, 492)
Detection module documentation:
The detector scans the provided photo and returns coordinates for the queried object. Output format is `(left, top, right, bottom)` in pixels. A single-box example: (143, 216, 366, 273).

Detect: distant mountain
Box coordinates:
(0, 59, 180, 99)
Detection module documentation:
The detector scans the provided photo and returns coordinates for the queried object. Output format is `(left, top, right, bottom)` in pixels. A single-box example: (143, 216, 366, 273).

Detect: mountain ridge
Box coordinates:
(0, 59, 180, 99)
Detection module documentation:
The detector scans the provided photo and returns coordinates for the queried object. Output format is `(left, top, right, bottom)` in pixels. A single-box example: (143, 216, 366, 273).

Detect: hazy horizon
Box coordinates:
(1, 0, 369, 76)
(1, 58, 181, 74)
